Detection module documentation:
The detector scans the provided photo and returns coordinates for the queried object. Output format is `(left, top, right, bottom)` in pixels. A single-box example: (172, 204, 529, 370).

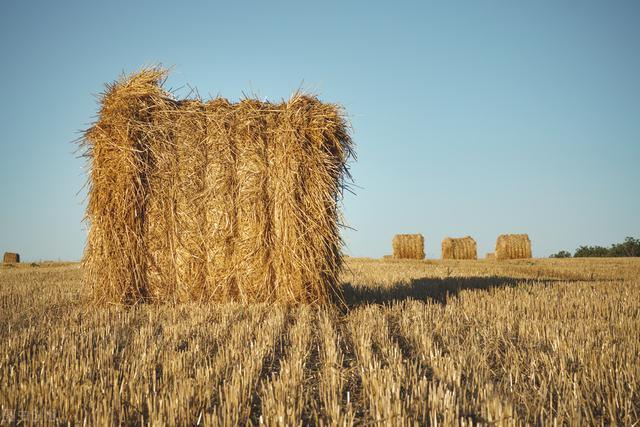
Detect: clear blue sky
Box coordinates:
(1, 1, 639, 261)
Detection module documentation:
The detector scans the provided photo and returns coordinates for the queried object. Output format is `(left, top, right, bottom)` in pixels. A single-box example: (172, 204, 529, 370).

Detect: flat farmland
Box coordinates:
(1, 258, 638, 425)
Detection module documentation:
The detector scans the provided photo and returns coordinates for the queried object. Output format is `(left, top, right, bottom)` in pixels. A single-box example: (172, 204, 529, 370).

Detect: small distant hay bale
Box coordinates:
(495, 234, 532, 260)
(441, 236, 477, 260)
(3, 252, 20, 263)
(392, 234, 425, 260)
(485, 252, 495, 259)
(382, 255, 393, 259)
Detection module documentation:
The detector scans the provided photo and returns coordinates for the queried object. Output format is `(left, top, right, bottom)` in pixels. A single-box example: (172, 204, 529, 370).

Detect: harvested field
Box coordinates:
(1, 258, 639, 425)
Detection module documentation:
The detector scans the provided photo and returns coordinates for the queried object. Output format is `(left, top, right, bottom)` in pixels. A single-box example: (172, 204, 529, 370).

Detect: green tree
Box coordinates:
(609, 237, 640, 257)
(550, 250, 571, 258)
(574, 245, 610, 257)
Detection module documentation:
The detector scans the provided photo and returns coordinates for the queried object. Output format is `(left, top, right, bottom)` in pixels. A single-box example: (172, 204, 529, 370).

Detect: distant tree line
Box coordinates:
(550, 237, 640, 258)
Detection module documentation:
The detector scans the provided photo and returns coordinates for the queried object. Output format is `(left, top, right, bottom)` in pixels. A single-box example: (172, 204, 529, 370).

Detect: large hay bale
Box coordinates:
(392, 234, 425, 260)
(441, 236, 477, 260)
(3, 252, 20, 263)
(81, 68, 353, 305)
(495, 234, 532, 260)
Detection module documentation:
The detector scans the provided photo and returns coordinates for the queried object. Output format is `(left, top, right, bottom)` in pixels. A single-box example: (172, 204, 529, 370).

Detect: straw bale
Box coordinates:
(82, 69, 166, 304)
(267, 95, 350, 303)
(233, 100, 273, 302)
(392, 234, 425, 260)
(144, 98, 180, 302)
(495, 234, 532, 260)
(202, 99, 237, 302)
(441, 236, 477, 260)
(485, 252, 495, 259)
(3, 252, 20, 263)
(81, 68, 353, 305)
(174, 101, 209, 301)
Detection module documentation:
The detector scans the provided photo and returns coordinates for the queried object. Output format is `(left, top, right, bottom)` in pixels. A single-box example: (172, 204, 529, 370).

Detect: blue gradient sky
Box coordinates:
(1, 1, 639, 261)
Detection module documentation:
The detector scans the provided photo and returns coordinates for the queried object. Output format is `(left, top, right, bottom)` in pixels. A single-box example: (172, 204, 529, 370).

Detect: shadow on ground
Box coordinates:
(340, 276, 555, 309)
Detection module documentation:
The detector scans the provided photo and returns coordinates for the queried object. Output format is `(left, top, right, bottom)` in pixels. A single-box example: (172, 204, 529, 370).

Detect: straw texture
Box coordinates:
(495, 234, 532, 260)
(392, 234, 425, 259)
(81, 68, 353, 305)
(441, 236, 477, 260)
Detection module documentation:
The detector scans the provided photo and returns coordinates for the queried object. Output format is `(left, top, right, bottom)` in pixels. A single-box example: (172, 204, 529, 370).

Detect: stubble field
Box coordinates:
(1, 257, 638, 425)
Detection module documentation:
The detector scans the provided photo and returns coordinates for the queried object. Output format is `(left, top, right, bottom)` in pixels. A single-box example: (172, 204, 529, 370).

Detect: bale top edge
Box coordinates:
(101, 67, 348, 113)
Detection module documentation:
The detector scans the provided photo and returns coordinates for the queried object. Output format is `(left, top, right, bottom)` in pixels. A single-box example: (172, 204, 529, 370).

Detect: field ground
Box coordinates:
(1, 258, 639, 425)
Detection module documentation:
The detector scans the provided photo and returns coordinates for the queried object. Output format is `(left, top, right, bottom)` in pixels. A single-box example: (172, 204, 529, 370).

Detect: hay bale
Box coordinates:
(441, 236, 477, 260)
(82, 69, 165, 304)
(202, 99, 238, 302)
(3, 252, 20, 263)
(392, 234, 425, 260)
(495, 234, 532, 260)
(485, 252, 495, 259)
(81, 68, 353, 305)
